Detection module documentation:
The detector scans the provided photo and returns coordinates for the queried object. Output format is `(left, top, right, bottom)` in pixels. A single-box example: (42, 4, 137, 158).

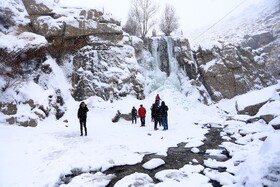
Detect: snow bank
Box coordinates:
(237, 132, 280, 187)
(236, 85, 277, 111)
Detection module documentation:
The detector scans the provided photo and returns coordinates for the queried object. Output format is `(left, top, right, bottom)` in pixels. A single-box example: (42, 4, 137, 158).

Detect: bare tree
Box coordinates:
(123, 11, 141, 36)
(128, 0, 158, 39)
(159, 4, 179, 36)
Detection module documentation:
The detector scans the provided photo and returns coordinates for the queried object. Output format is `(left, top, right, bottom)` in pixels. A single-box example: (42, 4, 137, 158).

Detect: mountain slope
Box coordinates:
(188, 0, 280, 46)
(187, 0, 280, 79)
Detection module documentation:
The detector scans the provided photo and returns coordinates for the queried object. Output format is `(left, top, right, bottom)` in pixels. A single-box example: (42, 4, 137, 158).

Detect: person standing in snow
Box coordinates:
(152, 101, 160, 130)
(150, 103, 155, 122)
(138, 104, 146, 127)
(77, 102, 89, 136)
(160, 101, 168, 130)
(155, 94, 160, 103)
(131, 106, 137, 124)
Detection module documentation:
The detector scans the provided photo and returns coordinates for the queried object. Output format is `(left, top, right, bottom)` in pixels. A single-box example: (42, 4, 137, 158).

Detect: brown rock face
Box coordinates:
(195, 44, 277, 101)
(241, 30, 280, 79)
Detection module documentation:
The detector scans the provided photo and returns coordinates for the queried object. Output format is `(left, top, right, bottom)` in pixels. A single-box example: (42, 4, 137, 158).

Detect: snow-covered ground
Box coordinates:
(0, 75, 280, 186)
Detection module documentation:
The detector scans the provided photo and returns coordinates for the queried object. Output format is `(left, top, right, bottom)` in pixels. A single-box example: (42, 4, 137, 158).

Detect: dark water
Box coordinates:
(59, 126, 229, 187)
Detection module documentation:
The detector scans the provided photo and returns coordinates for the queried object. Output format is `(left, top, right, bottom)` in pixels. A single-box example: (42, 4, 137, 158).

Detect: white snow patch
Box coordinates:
(142, 158, 165, 170)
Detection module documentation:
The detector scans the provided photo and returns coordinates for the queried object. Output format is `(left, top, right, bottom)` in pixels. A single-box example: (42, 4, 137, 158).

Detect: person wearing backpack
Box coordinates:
(131, 106, 137, 124)
(77, 102, 89, 136)
(160, 101, 168, 130)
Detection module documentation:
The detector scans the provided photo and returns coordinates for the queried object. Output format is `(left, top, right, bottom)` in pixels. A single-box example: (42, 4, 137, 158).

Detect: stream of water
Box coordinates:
(59, 125, 230, 187)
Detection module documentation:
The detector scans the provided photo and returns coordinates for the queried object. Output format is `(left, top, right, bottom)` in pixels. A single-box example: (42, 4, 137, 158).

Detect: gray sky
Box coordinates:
(59, 0, 263, 34)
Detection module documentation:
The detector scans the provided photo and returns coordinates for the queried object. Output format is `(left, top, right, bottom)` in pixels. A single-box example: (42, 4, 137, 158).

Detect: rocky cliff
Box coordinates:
(194, 44, 276, 101)
(0, 0, 278, 126)
(0, 0, 144, 126)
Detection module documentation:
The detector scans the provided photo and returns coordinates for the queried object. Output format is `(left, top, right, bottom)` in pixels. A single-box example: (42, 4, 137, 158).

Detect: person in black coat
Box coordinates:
(131, 106, 137, 124)
(151, 101, 160, 130)
(77, 102, 89, 136)
(160, 101, 168, 130)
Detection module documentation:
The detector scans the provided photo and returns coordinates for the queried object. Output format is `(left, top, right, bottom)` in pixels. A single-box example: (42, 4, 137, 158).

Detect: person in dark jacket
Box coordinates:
(160, 101, 168, 130)
(77, 102, 89, 136)
(155, 94, 160, 102)
(138, 104, 146, 127)
(150, 104, 155, 122)
(131, 106, 137, 124)
(151, 101, 160, 130)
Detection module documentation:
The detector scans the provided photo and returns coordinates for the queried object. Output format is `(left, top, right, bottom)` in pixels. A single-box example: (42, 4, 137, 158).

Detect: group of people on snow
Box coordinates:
(131, 94, 169, 130)
(77, 94, 168, 136)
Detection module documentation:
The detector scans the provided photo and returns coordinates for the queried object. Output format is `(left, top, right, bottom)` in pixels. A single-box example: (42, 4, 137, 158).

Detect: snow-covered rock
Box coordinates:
(142, 158, 165, 170)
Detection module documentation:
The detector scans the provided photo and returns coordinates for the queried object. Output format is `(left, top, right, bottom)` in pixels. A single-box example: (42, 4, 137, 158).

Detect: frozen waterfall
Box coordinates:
(144, 36, 212, 106)
(145, 36, 182, 95)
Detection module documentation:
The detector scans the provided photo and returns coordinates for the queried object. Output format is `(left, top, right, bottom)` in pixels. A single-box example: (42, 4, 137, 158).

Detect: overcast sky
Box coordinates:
(59, 0, 263, 34)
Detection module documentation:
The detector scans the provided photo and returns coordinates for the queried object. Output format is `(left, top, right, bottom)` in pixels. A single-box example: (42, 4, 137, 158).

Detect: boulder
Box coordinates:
(243, 32, 275, 49)
(6, 117, 16, 125)
(19, 118, 38, 127)
(0, 102, 17, 115)
(237, 101, 267, 116)
(260, 114, 275, 124)
(6, 116, 38, 127)
(112, 110, 132, 123)
(268, 115, 280, 130)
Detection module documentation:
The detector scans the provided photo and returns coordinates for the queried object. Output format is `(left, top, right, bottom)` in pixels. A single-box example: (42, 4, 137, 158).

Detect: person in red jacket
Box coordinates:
(138, 104, 146, 127)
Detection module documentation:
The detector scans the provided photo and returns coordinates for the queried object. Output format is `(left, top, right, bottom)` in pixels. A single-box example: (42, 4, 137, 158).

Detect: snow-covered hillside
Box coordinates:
(187, 0, 280, 47)
(186, 0, 280, 80)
